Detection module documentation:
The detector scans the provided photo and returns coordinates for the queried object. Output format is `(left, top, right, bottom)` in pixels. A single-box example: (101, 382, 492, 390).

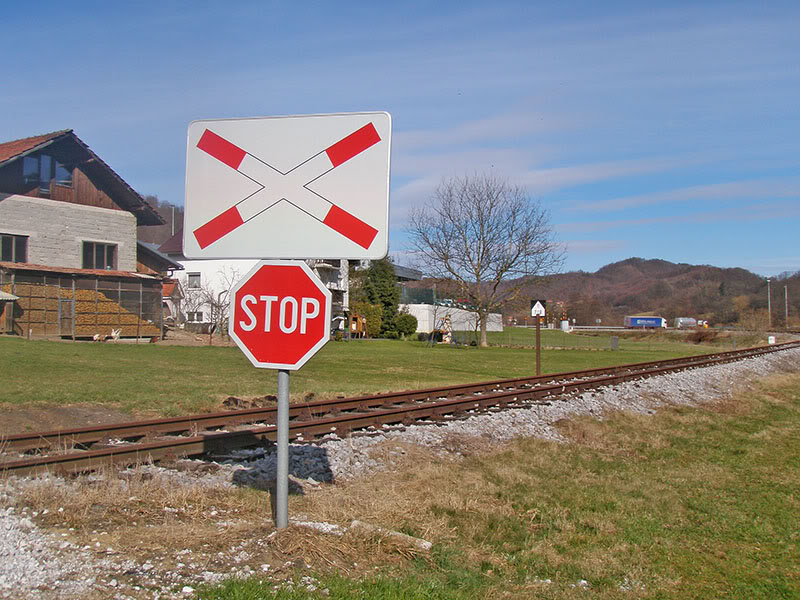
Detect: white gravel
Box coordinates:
(2, 346, 798, 599)
(0, 504, 99, 598)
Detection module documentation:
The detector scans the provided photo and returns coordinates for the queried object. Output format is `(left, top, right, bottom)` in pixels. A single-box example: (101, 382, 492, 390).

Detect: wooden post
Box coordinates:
(535, 317, 541, 376)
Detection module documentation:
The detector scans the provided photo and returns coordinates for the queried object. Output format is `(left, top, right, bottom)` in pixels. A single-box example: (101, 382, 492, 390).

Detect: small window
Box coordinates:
(54, 161, 72, 186)
(82, 241, 117, 270)
(39, 155, 52, 195)
(187, 311, 203, 322)
(22, 156, 38, 185)
(187, 272, 201, 288)
(0, 233, 28, 263)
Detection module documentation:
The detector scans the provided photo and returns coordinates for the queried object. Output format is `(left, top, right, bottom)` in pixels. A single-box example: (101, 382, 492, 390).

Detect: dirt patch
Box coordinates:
(157, 327, 237, 347)
(0, 404, 137, 437)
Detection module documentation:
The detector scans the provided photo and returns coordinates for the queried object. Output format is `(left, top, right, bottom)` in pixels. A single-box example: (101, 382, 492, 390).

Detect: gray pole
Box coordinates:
(767, 278, 772, 329)
(276, 369, 290, 529)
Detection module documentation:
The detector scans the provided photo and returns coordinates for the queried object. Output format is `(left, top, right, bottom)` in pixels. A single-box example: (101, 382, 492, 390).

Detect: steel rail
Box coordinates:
(4, 342, 796, 455)
(1, 341, 797, 477)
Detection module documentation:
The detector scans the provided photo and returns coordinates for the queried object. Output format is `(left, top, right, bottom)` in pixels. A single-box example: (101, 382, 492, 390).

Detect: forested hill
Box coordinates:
(506, 258, 799, 327)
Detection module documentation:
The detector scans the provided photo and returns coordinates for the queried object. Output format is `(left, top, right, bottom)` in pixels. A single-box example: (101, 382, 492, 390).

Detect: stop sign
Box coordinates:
(228, 260, 332, 370)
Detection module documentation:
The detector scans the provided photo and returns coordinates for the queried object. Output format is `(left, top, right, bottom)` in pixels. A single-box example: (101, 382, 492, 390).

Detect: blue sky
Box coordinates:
(3, 1, 798, 276)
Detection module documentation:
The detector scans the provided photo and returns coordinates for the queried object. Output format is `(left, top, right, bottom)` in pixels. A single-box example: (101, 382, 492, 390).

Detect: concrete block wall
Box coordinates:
(0, 194, 137, 271)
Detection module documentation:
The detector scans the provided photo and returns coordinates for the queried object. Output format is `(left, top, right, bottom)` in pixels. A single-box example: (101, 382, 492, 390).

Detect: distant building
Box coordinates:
(401, 303, 503, 334)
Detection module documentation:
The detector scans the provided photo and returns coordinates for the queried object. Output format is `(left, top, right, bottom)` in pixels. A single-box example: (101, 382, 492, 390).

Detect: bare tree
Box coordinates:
(408, 173, 564, 347)
(179, 266, 241, 344)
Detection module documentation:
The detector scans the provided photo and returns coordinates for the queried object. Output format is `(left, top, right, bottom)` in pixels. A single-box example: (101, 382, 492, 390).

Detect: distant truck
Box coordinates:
(673, 317, 698, 329)
(624, 316, 667, 328)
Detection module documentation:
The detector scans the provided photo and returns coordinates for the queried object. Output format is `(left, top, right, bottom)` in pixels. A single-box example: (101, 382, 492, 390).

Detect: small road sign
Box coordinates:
(183, 112, 391, 259)
(531, 300, 546, 317)
(228, 260, 332, 370)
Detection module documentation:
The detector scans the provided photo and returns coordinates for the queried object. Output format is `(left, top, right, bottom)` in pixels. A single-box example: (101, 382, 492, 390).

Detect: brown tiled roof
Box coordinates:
(0, 261, 161, 280)
(158, 228, 184, 254)
(0, 130, 71, 164)
(162, 281, 178, 296)
(0, 130, 164, 226)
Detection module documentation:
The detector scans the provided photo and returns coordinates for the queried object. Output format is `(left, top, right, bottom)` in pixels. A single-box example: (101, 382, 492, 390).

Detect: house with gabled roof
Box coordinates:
(0, 130, 171, 339)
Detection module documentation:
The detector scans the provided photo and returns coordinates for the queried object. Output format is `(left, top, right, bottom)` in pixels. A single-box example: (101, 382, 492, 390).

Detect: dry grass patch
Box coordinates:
(9, 464, 290, 577)
(16, 466, 261, 530)
(9, 456, 447, 583)
(295, 439, 557, 572)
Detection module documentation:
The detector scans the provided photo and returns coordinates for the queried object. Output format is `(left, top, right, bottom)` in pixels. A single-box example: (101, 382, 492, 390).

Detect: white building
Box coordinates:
(400, 303, 503, 333)
(158, 231, 349, 329)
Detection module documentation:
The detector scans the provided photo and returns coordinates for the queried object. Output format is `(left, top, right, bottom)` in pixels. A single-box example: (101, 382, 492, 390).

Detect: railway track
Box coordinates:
(2, 342, 798, 477)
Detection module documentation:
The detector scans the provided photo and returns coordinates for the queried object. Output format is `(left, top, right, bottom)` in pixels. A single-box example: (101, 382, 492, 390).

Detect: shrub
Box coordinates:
(351, 301, 382, 338)
(688, 329, 718, 344)
(417, 332, 429, 342)
(396, 313, 418, 337)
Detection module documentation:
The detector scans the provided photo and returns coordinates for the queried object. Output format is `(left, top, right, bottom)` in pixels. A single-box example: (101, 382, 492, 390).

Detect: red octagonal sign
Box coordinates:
(229, 260, 332, 370)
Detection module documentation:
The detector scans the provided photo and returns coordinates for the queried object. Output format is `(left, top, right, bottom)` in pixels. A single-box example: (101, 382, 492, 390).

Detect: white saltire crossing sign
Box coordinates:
(183, 112, 391, 259)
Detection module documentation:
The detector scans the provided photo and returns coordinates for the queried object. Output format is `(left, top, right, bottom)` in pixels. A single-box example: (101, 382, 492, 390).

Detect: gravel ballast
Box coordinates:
(1, 347, 798, 599)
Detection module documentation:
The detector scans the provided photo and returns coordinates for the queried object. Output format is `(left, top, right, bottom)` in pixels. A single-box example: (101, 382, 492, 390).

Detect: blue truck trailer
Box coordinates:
(624, 316, 667, 328)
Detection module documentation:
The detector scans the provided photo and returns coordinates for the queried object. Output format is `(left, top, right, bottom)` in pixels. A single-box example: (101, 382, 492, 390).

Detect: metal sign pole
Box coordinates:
(276, 369, 290, 529)
(535, 318, 541, 376)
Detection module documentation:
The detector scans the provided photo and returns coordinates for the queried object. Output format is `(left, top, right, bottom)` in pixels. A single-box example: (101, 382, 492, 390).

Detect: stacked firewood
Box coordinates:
(1, 282, 160, 337)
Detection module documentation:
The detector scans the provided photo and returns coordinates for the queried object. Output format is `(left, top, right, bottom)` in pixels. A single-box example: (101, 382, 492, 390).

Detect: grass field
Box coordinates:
(0, 334, 716, 417)
(194, 371, 800, 600)
(484, 326, 766, 350)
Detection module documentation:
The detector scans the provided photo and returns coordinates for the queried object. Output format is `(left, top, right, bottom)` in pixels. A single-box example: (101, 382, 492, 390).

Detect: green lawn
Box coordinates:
(487, 326, 615, 348)
(484, 326, 766, 350)
(0, 334, 712, 416)
(196, 372, 800, 600)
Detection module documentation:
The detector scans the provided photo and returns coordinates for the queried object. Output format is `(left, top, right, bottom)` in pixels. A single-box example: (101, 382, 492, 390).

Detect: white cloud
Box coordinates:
(394, 110, 576, 152)
(389, 175, 443, 223)
(517, 156, 689, 195)
(563, 240, 627, 254)
(573, 177, 800, 213)
(391, 147, 533, 179)
(558, 199, 800, 233)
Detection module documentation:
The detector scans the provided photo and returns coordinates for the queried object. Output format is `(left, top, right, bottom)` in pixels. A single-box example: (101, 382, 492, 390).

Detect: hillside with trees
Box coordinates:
(406, 258, 799, 328)
(507, 258, 799, 328)
(137, 196, 184, 245)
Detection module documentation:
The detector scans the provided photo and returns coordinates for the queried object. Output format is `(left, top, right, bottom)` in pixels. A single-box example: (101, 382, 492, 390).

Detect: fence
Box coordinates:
(0, 267, 162, 339)
(399, 285, 436, 305)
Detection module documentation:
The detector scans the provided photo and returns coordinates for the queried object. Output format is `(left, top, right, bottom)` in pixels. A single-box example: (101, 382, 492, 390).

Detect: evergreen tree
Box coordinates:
(364, 258, 400, 334)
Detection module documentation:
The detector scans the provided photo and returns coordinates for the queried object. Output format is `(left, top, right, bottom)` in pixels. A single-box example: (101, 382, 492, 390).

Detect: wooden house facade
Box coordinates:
(0, 130, 168, 339)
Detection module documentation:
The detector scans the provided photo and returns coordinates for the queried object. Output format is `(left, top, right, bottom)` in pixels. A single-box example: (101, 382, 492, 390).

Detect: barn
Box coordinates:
(0, 130, 167, 339)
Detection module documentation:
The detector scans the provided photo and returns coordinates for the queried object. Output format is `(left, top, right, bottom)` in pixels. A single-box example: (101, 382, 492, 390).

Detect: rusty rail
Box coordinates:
(2, 341, 797, 477)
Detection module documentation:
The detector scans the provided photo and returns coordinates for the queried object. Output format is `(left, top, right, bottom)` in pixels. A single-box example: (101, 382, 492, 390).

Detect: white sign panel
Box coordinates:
(183, 112, 391, 259)
(531, 300, 546, 317)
